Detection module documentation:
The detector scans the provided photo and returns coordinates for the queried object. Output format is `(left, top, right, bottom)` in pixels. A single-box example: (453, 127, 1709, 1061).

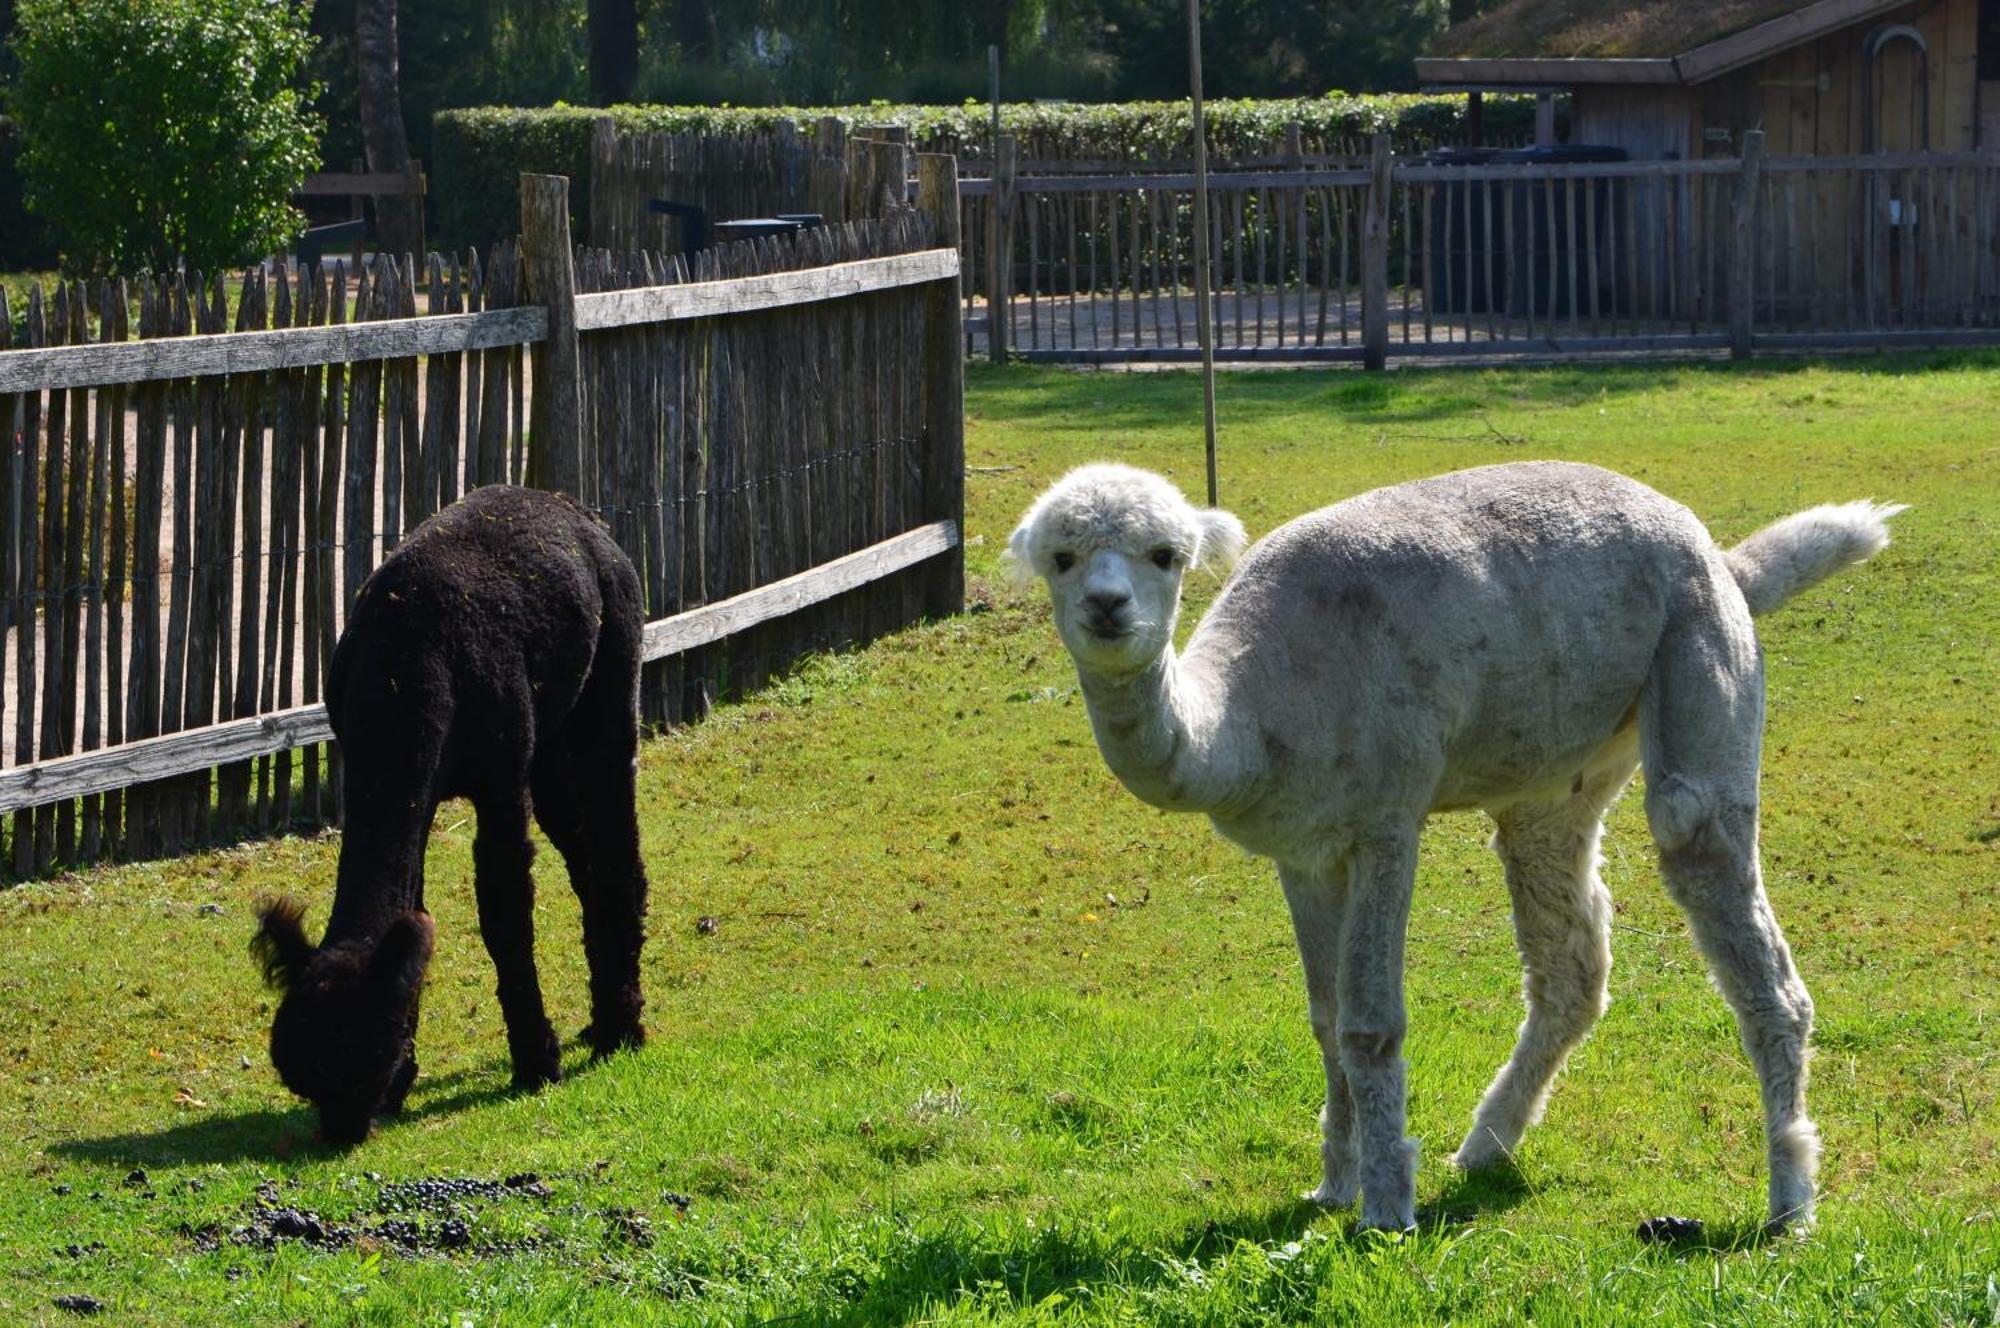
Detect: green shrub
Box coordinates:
(8, 0, 322, 275)
(430, 94, 1536, 251)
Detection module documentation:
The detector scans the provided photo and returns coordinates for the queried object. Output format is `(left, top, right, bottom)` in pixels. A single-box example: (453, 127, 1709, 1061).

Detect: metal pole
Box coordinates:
(1186, 0, 1219, 506)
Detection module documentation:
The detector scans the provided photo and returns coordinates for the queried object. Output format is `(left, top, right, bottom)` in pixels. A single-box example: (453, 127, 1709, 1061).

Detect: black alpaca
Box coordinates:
(253, 485, 649, 1143)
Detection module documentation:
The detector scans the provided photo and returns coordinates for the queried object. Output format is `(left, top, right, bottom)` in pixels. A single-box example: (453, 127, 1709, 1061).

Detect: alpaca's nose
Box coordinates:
(1084, 590, 1131, 620)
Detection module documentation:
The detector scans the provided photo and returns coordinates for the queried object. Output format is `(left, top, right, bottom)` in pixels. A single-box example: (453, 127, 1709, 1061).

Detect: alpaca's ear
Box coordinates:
(1193, 509, 1247, 573)
(251, 897, 315, 991)
(370, 911, 436, 1006)
(1002, 517, 1039, 585)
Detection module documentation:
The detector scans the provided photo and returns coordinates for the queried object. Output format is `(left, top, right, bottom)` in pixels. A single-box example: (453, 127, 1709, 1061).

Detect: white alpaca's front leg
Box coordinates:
(1279, 865, 1358, 1208)
(1336, 831, 1422, 1231)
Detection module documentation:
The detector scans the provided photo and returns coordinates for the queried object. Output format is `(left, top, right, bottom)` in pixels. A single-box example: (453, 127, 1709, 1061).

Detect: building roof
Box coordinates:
(1417, 0, 1907, 87)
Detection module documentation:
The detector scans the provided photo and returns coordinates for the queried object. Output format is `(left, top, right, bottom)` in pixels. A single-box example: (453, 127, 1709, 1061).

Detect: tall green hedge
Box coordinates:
(431, 93, 1535, 250)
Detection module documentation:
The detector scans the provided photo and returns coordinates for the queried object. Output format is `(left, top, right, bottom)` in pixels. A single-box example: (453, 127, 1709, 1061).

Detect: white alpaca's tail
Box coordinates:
(1725, 500, 1907, 616)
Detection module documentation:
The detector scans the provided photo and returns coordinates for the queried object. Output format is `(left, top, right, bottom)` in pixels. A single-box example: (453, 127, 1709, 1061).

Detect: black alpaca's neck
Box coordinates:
(321, 769, 438, 945)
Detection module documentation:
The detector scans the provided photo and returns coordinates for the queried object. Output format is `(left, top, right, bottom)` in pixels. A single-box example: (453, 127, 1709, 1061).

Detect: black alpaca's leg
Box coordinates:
(381, 1000, 421, 1115)
(557, 685, 649, 1057)
(530, 754, 618, 1051)
(473, 793, 563, 1089)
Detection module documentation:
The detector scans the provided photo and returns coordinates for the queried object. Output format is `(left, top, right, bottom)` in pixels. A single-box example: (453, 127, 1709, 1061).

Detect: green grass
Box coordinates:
(3, 355, 1997, 1325)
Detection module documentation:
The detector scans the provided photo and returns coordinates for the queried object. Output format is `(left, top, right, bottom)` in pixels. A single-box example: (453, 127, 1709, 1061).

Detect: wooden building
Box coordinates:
(1417, 0, 2000, 157)
(1414, 0, 2000, 329)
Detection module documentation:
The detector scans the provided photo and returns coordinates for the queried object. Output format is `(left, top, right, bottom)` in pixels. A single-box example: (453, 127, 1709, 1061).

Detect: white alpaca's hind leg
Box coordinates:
(1455, 764, 1631, 1172)
(1642, 616, 1819, 1233)
(1278, 863, 1357, 1208)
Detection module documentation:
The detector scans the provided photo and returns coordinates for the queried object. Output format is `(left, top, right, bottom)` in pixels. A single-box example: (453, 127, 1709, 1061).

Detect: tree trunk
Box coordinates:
(354, 0, 424, 261)
(590, 0, 640, 104)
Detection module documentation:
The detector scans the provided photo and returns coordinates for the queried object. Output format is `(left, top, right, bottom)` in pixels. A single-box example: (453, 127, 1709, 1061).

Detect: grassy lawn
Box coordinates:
(2, 355, 1995, 1324)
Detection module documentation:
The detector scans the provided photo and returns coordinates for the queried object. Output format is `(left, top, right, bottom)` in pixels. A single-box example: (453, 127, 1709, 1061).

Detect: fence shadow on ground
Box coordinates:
(968, 349, 2000, 434)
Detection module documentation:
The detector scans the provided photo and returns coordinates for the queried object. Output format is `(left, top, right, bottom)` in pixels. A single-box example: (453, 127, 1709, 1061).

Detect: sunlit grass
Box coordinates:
(1, 355, 1994, 1324)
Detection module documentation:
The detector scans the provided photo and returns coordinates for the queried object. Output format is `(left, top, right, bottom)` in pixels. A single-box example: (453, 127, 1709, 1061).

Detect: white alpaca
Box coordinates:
(1009, 460, 1903, 1233)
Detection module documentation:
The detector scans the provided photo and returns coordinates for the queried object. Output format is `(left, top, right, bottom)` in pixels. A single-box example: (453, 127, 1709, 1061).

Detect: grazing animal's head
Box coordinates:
(252, 899, 435, 1145)
(1008, 464, 1245, 675)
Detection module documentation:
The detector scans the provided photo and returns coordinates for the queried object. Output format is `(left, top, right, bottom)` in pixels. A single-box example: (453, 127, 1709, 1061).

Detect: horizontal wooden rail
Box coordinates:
(575, 248, 959, 331)
(298, 172, 427, 197)
(0, 306, 548, 394)
(959, 150, 2000, 198)
(0, 707, 336, 816)
(1759, 149, 2000, 172)
(0, 520, 960, 815)
(1394, 158, 1742, 184)
(641, 519, 959, 658)
(962, 169, 1371, 197)
(1011, 334, 1734, 365)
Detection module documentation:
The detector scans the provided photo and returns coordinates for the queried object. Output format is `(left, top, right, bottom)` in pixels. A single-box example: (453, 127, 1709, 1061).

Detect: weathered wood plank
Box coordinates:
(1362, 135, 1391, 371)
(298, 171, 427, 197)
(574, 248, 960, 331)
(0, 306, 548, 394)
(522, 175, 584, 497)
(0, 706, 337, 813)
(641, 519, 959, 662)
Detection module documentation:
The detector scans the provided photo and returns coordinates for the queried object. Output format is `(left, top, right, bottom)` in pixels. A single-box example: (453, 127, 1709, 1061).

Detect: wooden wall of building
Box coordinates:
(1693, 0, 1982, 155)
(1572, 0, 1987, 158)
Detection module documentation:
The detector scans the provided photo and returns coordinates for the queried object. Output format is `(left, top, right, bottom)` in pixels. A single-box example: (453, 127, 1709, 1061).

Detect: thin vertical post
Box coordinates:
(918, 154, 966, 619)
(1186, 0, 1218, 505)
(1362, 133, 1392, 371)
(988, 135, 1017, 364)
(520, 174, 583, 496)
(1730, 130, 1765, 361)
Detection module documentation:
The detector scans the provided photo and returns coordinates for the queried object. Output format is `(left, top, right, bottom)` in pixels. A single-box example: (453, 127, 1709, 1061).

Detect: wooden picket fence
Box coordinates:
(588, 118, 916, 255)
(0, 160, 964, 878)
(962, 131, 2000, 363)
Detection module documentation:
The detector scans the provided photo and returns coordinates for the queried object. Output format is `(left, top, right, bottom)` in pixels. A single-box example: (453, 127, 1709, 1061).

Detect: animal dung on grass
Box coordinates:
(251, 486, 651, 1144)
(1012, 460, 1903, 1234)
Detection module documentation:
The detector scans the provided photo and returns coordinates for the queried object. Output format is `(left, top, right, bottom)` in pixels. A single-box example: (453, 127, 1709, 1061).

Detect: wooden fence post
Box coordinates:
(918, 154, 966, 620)
(1362, 133, 1392, 371)
(812, 116, 847, 224)
(520, 174, 583, 497)
(866, 138, 911, 217)
(1729, 129, 1766, 361)
(590, 116, 618, 250)
(988, 134, 1017, 363)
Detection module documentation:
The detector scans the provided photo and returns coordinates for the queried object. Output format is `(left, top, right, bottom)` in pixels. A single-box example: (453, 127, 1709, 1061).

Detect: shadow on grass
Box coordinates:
(812, 1191, 1551, 1327)
(1635, 1214, 1779, 1259)
(1426, 1155, 1535, 1226)
(966, 350, 2000, 433)
(49, 1061, 526, 1168)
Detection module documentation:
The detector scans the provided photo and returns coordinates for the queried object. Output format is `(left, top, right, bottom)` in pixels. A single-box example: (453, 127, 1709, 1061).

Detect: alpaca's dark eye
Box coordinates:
(1151, 548, 1176, 570)
(1052, 552, 1075, 573)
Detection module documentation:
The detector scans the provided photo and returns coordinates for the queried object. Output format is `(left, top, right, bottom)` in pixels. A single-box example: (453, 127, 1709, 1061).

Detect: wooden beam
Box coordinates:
(1414, 57, 1679, 86)
(961, 168, 1371, 196)
(0, 705, 334, 816)
(520, 174, 583, 497)
(1009, 333, 1732, 364)
(917, 156, 967, 620)
(1730, 129, 1766, 359)
(642, 521, 960, 660)
(298, 172, 428, 197)
(0, 307, 547, 394)
(1362, 134, 1392, 371)
(1674, 0, 1906, 85)
(574, 249, 959, 331)
(1395, 159, 1741, 183)
(0, 521, 964, 815)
